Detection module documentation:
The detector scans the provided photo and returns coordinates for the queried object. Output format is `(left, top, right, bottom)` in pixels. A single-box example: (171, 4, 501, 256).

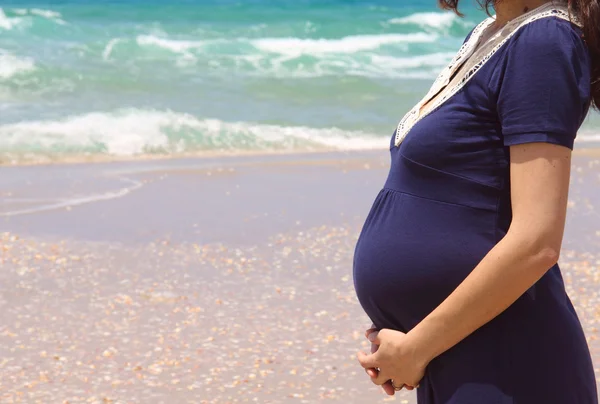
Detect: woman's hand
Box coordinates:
(364, 327, 396, 396)
(358, 328, 428, 395)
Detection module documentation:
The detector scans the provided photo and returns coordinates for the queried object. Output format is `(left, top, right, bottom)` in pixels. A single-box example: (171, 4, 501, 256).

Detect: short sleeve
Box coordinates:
(492, 18, 591, 149)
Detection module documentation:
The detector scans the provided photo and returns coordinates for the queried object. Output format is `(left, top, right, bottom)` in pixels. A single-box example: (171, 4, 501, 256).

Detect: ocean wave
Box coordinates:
(0, 51, 35, 79)
(388, 12, 470, 33)
(28, 8, 63, 20)
(0, 109, 387, 158)
(136, 35, 206, 53)
(576, 131, 600, 143)
(134, 33, 437, 56)
(11, 7, 63, 20)
(102, 38, 122, 61)
(126, 33, 445, 78)
(369, 53, 454, 70)
(241, 52, 452, 79)
(0, 8, 24, 30)
(251, 33, 438, 55)
(0, 7, 66, 30)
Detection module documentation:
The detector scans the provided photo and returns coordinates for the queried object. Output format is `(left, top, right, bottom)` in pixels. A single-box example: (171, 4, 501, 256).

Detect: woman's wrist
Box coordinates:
(405, 322, 440, 367)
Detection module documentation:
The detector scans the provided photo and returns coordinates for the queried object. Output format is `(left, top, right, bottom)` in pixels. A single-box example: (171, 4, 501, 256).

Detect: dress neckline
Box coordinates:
(393, 1, 576, 147)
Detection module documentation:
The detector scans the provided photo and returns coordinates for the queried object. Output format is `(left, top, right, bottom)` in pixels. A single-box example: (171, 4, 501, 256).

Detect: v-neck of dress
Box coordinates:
(393, 1, 574, 147)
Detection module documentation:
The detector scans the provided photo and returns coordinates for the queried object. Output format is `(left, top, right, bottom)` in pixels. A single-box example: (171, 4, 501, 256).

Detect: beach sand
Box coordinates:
(1, 150, 599, 403)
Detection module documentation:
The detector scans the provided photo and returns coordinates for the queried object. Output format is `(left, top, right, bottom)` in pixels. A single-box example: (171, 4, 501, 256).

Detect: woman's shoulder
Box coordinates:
(508, 15, 587, 54)
(490, 12, 592, 150)
(486, 14, 591, 83)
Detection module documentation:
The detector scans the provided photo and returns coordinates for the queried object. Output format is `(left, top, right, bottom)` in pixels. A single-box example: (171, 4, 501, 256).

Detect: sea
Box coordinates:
(1, 0, 599, 164)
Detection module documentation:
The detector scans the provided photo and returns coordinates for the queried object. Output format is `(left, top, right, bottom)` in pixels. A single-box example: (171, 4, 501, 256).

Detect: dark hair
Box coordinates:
(438, 0, 600, 110)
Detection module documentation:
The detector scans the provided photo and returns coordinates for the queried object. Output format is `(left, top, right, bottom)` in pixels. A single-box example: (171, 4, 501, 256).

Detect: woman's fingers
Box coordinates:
(367, 367, 391, 386)
(366, 342, 379, 376)
(365, 327, 377, 339)
(364, 365, 393, 395)
(359, 339, 385, 385)
(382, 380, 395, 396)
(362, 326, 397, 396)
(367, 331, 380, 345)
(357, 351, 378, 369)
(374, 371, 391, 386)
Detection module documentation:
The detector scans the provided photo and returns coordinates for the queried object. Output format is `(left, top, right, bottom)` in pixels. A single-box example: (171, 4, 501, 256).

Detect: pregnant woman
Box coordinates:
(353, 0, 600, 402)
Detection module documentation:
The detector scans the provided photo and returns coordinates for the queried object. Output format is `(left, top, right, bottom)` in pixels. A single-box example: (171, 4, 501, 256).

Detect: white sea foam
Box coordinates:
(0, 110, 177, 156)
(133, 33, 445, 78)
(577, 136, 600, 143)
(135, 33, 436, 57)
(370, 52, 454, 70)
(576, 130, 600, 143)
(135, 35, 205, 64)
(1, 7, 65, 27)
(201, 51, 450, 79)
(0, 51, 35, 79)
(388, 12, 469, 33)
(103, 38, 122, 61)
(252, 33, 437, 55)
(29, 8, 62, 19)
(0, 109, 387, 157)
(0, 177, 143, 217)
(196, 118, 388, 150)
(136, 35, 205, 52)
(0, 8, 24, 30)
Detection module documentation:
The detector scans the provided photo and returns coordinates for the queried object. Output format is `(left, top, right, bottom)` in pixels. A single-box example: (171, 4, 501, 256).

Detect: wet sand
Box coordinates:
(1, 151, 600, 403)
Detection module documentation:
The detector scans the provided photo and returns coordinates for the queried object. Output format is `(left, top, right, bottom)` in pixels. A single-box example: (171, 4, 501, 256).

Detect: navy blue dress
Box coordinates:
(353, 11, 598, 404)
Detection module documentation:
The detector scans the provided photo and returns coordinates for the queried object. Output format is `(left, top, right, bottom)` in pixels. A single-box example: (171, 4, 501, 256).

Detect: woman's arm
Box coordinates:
(406, 142, 572, 364)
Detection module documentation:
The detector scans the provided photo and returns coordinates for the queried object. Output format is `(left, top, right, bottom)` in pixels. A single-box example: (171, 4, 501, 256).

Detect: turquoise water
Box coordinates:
(0, 0, 598, 163)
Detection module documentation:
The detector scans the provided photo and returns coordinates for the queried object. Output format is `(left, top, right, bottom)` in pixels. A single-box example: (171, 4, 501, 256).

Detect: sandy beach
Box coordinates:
(1, 150, 600, 403)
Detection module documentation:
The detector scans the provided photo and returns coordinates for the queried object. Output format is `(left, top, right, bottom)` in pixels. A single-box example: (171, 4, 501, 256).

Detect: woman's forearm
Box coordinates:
(407, 231, 560, 364)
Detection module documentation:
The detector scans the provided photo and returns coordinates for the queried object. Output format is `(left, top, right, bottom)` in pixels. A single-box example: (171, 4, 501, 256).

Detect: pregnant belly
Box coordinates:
(353, 188, 497, 332)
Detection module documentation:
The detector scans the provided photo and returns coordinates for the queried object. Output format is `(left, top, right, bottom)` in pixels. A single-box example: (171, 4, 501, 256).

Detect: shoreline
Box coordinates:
(0, 146, 387, 168)
(2, 149, 599, 249)
(2, 140, 600, 168)
(0, 150, 389, 245)
(2, 150, 599, 245)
